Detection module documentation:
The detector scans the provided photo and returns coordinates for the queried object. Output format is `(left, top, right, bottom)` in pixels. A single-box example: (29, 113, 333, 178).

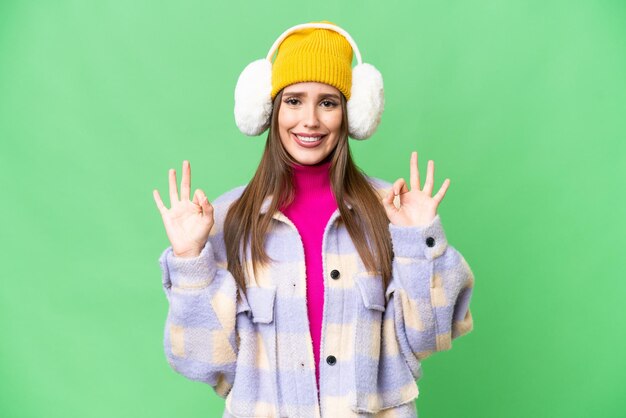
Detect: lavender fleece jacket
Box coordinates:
(159, 177, 475, 418)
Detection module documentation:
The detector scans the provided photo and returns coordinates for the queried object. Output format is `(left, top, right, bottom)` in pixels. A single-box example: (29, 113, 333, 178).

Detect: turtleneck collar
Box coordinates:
(289, 160, 332, 192)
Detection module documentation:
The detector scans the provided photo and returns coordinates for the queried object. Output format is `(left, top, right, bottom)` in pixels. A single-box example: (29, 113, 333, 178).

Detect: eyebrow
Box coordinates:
(283, 91, 341, 100)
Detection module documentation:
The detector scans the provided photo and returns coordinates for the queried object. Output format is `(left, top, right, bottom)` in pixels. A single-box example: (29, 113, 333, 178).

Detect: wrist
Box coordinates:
(173, 248, 201, 258)
(391, 218, 434, 228)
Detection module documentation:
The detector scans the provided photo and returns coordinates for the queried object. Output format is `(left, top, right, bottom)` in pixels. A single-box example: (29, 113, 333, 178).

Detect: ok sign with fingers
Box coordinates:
(382, 152, 450, 227)
(153, 160, 214, 258)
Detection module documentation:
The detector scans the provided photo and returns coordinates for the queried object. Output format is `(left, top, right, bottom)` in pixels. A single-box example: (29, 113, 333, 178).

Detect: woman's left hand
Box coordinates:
(382, 151, 450, 227)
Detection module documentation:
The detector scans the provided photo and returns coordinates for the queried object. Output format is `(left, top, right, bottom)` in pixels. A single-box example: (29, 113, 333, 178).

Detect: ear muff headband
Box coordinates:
(234, 23, 384, 140)
(265, 23, 363, 65)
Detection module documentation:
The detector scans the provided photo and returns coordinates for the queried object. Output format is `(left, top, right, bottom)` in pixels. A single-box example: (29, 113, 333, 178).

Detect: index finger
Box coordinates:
(409, 151, 421, 190)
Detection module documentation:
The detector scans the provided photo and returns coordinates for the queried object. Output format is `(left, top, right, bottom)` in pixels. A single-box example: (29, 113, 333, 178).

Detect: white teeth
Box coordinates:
(295, 134, 323, 142)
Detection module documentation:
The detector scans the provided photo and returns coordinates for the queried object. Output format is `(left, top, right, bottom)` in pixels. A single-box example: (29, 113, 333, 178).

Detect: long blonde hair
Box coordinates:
(224, 90, 392, 292)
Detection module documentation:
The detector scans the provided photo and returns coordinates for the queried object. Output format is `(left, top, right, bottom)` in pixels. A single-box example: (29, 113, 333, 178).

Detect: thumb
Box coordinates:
(381, 188, 397, 215)
(196, 190, 213, 219)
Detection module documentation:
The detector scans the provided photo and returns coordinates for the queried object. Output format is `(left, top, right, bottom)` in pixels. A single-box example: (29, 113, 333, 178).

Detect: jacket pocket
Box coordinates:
(226, 286, 283, 418)
(355, 272, 386, 312)
(352, 274, 419, 413)
(241, 285, 277, 324)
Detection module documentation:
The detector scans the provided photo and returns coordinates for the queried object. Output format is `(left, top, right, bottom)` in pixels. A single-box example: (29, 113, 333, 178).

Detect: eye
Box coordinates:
(320, 100, 337, 108)
(284, 97, 301, 106)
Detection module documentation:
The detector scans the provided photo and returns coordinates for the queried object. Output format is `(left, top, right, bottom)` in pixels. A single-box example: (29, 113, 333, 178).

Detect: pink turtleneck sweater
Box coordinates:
(279, 160, 337, 392)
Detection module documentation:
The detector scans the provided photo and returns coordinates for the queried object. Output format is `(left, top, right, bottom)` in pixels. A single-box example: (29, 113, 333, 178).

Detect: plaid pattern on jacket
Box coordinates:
(159, 177, 474, 418)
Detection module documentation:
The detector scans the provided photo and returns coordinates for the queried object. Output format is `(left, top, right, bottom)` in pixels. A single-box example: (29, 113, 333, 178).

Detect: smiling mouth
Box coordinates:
(295, 134, 324, 143)
(292, 132, 327, 144)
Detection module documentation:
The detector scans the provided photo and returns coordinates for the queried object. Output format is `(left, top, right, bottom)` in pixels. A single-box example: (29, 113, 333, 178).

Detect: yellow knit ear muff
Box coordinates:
(234, 22, 384, 140)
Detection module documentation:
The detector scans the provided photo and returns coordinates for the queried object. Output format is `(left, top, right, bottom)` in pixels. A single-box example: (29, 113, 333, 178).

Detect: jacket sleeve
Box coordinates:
(386, 214, 474, 366)
(159, 234, 239, 398)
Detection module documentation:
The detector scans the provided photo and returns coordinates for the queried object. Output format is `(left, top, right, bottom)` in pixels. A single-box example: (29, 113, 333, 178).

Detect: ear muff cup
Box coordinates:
(233, 23, 384, 140)
(347, 63, 384, 140)
(234, 59, 273, 137)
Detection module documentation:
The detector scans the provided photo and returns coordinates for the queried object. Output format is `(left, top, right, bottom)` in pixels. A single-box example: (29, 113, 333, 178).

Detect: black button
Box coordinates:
(330, 269, 340, 280)
(326, 355, 337, 365)
(426, 237, 435, 247)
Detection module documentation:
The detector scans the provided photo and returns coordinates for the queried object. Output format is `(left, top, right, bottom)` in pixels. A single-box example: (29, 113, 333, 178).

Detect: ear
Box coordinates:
(347, 63, 384, 140)
(234, 59, 273, 136)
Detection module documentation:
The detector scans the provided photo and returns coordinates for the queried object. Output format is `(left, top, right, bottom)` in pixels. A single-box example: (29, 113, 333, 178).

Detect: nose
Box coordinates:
(303, 103, 320, 128)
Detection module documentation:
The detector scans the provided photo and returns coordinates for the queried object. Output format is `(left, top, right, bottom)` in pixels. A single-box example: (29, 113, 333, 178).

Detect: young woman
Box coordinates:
(153, 22, 474, 418)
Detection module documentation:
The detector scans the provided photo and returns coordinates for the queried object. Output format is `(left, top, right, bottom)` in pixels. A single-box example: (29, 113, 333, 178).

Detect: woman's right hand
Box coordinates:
(153, 160, 214, 258)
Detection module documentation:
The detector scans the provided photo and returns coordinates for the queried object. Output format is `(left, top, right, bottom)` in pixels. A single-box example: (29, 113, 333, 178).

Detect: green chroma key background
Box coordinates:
(1, 1, 624, 417)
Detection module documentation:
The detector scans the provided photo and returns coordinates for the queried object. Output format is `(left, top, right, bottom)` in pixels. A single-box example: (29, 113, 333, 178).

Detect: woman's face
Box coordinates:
(278, 82, 343, 166)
